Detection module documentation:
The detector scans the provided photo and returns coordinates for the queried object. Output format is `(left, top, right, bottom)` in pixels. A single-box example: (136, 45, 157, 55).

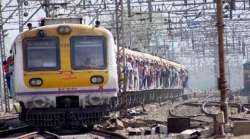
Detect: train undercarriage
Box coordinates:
(18, 89, 184, 128)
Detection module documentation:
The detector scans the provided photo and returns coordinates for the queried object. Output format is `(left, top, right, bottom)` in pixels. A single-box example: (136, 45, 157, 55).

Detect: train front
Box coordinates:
(13, 23, 118, 128)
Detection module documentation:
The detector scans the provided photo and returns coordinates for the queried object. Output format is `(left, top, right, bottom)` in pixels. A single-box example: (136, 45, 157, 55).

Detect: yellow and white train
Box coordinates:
(12, 20, 118, 127)
(10, 18, 187, 128)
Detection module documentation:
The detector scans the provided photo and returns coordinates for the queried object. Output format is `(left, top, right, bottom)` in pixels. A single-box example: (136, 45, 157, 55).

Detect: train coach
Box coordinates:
(9, 18, 187, 128)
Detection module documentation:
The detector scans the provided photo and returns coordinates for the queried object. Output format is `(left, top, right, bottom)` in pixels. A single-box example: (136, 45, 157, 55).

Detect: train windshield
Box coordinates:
(23, 38, 59, 71)
(71, 36, 106, 69)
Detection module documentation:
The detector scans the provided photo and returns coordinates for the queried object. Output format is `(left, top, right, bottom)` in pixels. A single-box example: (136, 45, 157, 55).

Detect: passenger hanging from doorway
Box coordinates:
(126, 57, 133, 90)
(3, 58, 13, 98)
(8, 52, 15, 98)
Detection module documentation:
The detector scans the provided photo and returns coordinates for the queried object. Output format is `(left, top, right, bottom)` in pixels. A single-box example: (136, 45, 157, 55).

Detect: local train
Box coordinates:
(10, 18, 187, 128)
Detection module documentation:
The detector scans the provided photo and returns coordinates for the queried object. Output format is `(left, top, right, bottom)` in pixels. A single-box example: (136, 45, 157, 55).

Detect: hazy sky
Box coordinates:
(3, 0, 45, 52)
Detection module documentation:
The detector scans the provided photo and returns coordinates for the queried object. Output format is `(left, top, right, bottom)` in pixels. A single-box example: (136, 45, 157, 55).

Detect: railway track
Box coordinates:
(170, 94, 248, 126)
(0, 124, 34, 138)
(17, 131, 60, 139)
(90, 129, 127, 139)
(0, 125, 59, 139)
(202, 101, 249, 121)
(0, 89, 184, 138)
(0, 125, 127, 139)
(169, 95, 218, 124)
(3, 92, 247, 138)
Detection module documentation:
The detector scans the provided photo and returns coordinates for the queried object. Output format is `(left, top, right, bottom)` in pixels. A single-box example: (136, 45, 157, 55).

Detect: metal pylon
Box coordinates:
(0, 2, 10, 112)
(115, 0, 127, 117)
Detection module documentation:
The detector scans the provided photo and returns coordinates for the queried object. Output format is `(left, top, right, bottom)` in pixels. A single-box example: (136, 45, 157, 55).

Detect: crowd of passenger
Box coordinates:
(3, 48, 189, 97)
(120, 51, 188, 91)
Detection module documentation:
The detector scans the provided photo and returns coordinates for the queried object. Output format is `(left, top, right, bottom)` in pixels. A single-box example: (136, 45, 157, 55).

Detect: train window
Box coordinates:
(23, 38, 60, 71)
(70, 36, 106, 69)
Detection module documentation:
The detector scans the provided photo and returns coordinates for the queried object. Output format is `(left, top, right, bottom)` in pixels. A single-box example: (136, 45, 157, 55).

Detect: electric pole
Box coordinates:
(115, 0, 127, 117)
(216, 0, 228, 135)
(18, 0, 24, 32)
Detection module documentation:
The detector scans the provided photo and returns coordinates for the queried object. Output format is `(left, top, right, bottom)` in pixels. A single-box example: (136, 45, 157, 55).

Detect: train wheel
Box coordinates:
(87, 125, 94, 130)
(19, 101, 26, 121)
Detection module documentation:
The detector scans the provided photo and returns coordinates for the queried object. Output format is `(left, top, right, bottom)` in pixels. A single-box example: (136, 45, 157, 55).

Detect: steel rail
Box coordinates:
(17, 131, 60, 139)
(0, 124, 34, 138)
(169, 94, 216, 124)
(91, 128, 127, 139)
(202, 100, 247, 121)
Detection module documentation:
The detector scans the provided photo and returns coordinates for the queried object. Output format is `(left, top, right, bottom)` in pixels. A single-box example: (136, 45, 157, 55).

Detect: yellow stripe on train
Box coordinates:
(24, 70, 109, 88)
(21, 24, 111, 88)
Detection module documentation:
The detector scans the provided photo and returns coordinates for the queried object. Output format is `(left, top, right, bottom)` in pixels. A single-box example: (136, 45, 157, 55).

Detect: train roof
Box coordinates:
(19, 24, 112, 38)
(13, 23, 185, 71)
(123, 48, 185, 70)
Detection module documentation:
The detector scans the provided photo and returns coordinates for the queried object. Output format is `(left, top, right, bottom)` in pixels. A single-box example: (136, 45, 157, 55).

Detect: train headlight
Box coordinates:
(29, 78, 43, 87)
(90, 76, 104, 84)
(57, 25, 71, 35)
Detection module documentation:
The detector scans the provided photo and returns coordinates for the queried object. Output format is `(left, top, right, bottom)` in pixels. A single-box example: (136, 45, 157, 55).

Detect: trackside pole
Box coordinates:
(216, 0, 229, 136)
